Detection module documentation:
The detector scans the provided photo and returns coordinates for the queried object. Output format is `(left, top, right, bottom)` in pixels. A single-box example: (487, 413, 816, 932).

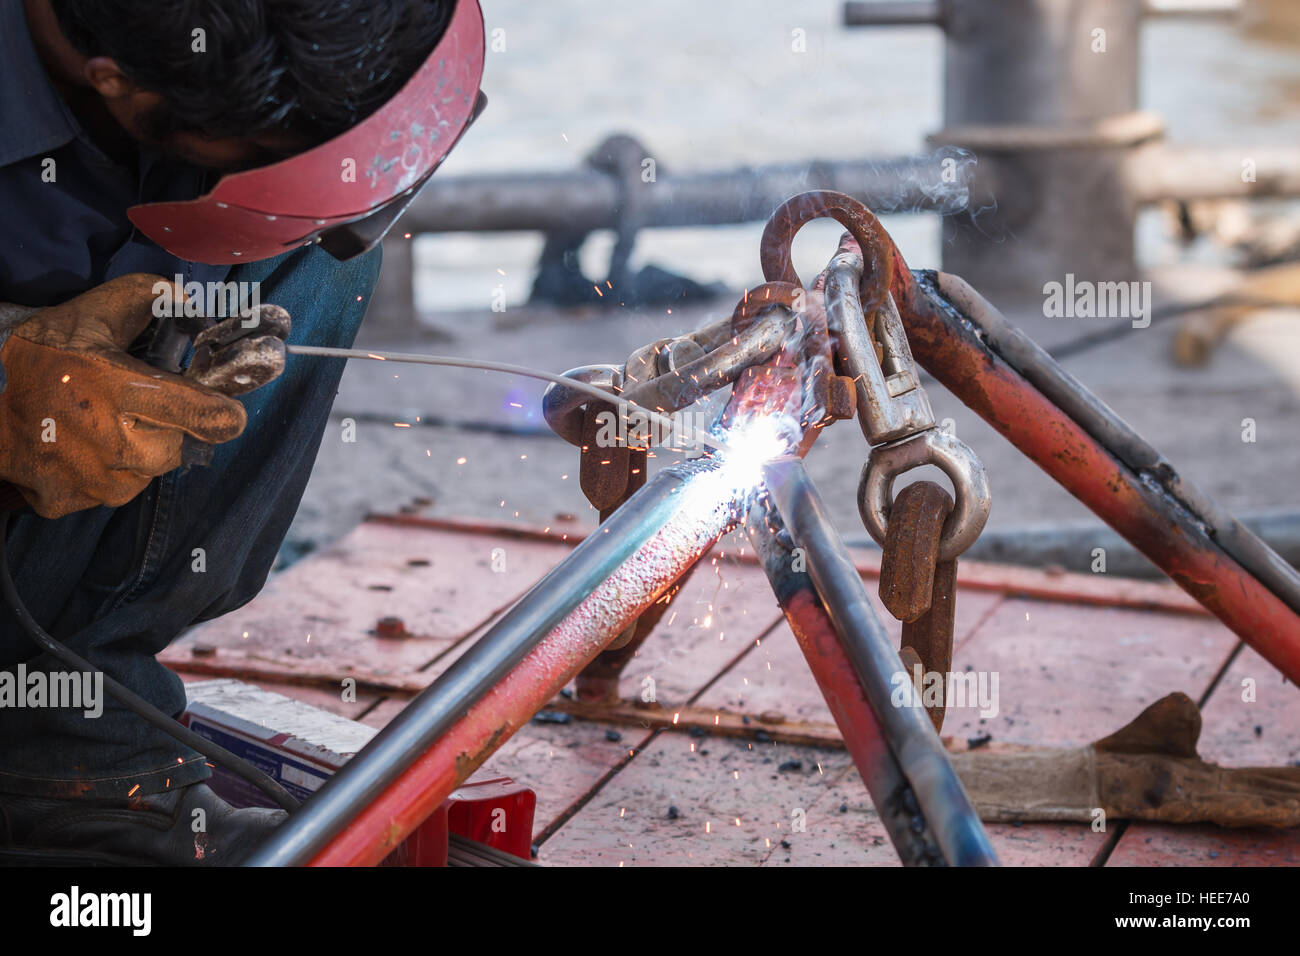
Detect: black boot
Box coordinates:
(0, 782, 286, 866)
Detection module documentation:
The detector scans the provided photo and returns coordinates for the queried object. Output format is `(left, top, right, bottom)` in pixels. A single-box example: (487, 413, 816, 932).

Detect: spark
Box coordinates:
(457, 457, 467, 465)
(128, 784, 140, 796)
(60, 374, 70, 383)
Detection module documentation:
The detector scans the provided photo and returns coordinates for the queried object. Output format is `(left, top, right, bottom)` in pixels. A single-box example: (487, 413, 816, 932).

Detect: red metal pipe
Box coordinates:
(308, 465, 743, 866)
(887, 260, 1300, 682)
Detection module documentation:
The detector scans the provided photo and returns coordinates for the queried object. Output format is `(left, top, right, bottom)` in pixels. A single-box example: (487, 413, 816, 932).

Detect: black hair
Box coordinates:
(50, 0, 455, 144)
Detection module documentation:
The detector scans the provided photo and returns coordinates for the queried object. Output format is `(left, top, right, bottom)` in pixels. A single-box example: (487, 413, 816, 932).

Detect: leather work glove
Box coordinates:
(0, 274, 247, 518)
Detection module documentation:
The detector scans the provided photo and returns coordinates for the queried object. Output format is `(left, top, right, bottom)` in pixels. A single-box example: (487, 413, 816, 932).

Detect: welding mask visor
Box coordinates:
(127, 0, 486, 266)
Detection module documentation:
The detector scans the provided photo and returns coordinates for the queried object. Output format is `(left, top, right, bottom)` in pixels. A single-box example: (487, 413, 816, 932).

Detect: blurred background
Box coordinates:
(287, 0, 1300, 580)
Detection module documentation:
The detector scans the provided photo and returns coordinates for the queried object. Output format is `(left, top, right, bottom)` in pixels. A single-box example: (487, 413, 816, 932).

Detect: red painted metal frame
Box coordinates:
(887, 259, 1300, 682)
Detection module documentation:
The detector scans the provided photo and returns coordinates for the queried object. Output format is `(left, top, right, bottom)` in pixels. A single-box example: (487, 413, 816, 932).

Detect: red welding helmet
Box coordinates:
(128, 0, 486, 265)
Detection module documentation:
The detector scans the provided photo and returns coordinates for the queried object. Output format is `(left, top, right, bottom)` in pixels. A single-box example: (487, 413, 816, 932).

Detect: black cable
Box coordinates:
(0, 511, 299, 812)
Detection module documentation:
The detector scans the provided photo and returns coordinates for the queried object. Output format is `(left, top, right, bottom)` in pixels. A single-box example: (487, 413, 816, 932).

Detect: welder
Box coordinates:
(0, 0, 485, 864)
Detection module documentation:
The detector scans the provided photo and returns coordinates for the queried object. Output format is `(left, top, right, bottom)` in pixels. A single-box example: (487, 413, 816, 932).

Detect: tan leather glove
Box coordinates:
(0, 274, 247, 518)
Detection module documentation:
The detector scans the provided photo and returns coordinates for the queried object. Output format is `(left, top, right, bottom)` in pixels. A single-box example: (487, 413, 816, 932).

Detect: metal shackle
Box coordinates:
(857, 427, 991, 562)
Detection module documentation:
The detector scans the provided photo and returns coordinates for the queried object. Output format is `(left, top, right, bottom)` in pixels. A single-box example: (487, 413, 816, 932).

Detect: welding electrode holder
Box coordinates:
(131, 306, 293, 466)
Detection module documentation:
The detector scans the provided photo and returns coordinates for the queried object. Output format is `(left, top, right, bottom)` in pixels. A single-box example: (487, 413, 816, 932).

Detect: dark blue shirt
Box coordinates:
(0, 1, 229, 332)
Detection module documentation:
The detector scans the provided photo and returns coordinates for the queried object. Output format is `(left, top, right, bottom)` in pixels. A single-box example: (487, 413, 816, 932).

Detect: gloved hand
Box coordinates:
(0, 274, 247, 518)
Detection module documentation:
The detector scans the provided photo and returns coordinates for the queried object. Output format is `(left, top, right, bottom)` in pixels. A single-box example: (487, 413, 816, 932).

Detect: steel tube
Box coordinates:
(931, 270, 1300, 621)
(247, 459, 731, 866)
(745, 496, 949, 865)
(1128, 144, 1300, 202)
(761, 456, 998, 867)
(402, 155, 972, 234)
(890, 265, 1300, 680)
(842, 1, 942, 26)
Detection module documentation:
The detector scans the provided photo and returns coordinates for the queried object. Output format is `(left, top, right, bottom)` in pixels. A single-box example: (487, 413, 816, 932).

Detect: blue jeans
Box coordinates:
(0, 244, 381, 797)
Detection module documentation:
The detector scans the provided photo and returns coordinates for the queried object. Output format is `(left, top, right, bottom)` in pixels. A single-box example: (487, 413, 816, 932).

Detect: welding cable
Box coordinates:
(286, 344, 736, 456)
(0, 512, 300, 812)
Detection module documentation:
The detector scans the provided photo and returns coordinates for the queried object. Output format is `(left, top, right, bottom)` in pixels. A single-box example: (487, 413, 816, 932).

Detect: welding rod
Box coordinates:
(285, 344, 731, 455)
(245, 459, 721, 867)
(760, 456, 998, 867)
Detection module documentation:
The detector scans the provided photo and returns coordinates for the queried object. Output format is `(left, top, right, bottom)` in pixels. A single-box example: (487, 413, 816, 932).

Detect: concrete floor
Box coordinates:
(283, 261, 1300, 576)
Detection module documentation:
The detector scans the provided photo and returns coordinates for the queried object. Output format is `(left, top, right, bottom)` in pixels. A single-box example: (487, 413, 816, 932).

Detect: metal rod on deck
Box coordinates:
(760, 456, 998, 867)
(745, 495, 950, 865)
(246, 459, 725, 867)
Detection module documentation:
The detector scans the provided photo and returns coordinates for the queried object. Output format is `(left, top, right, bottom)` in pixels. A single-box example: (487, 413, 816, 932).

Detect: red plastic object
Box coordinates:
(381, 777, 535, 866)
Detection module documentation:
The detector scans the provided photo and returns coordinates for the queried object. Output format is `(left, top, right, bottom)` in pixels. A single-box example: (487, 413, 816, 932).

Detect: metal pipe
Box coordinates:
(744, 495, 948, 865)
(888, 264, 1300, 681)
(247, 458, 734, 866)
(401, 154, 972, 234)
(1128, 144, 1300, 202)
(761, 456, 999, 867)
(842, 1, 942, 27)
(861, 509, 1300, 582)
(931, 271, 1300, 620)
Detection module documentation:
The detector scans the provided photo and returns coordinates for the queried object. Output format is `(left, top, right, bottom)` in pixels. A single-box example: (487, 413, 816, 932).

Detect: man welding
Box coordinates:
(0, 0, 485, 864)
